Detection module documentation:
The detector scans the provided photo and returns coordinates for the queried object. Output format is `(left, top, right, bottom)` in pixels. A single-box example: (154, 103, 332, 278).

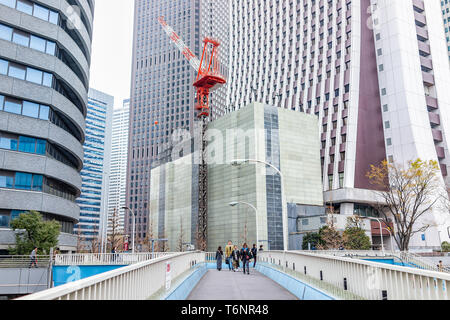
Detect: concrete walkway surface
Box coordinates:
(187, 268, 298, 300)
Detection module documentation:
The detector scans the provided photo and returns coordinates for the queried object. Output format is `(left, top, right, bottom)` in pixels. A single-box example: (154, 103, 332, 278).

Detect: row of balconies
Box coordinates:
(413, 1, 447, 176)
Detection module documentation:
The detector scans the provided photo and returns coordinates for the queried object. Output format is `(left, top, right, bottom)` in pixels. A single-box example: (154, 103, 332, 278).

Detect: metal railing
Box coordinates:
(398, 252, 450, 273)
(53, 252, 175, 266)
(16, 251, 204, 300)
(292, 250, 450, 273)
(0, 255, 51, 268)
(259, 251, 450, 300)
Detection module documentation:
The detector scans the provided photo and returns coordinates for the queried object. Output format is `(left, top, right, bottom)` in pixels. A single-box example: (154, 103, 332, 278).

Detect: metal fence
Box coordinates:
(259, 251, 450, 300)
(53, 252, 175, 266)
(292, 250, 450, 273)
(16, 251, 204, 300)
(0, 255, 51, 268)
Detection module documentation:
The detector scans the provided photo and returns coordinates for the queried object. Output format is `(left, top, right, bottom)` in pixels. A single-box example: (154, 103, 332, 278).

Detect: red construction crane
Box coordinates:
(158, 16, 226, 250)
(158, 16, 226, 118)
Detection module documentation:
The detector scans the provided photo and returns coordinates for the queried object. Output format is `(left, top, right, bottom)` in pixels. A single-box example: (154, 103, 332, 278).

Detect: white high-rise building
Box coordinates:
(107, 99, 130, 235)
(74, 89, 113, 248)
(226, 0, 450, 249)
(441, 0, 450, 60)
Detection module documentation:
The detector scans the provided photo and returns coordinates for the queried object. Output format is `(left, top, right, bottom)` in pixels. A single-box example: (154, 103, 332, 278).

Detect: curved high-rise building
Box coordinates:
(0, 0, 95, 253)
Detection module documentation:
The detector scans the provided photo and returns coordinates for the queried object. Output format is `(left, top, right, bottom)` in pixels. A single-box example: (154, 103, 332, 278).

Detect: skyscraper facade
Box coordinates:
(74, 89, 113, 247)
(107, 99, 130, 235)
(0, 0, 94, 252)
(441, 0, 450, 59)
(126, 0, 229, 245)
(227, 0, 450, 248)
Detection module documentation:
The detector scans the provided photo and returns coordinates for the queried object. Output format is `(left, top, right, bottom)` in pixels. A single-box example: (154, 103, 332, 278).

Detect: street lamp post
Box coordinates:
(100, 171, 110, 254)
(381, 227, 394, 252)
(231, 159, 288, 251)
(229, 201, 259, 246)
(362, 216, 385, 253)
(122, 206, 136, 254)
(150, 238, 168, 256)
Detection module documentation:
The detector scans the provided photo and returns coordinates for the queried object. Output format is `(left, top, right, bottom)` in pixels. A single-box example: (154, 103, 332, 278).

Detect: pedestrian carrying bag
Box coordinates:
(225, 257, 230, 265)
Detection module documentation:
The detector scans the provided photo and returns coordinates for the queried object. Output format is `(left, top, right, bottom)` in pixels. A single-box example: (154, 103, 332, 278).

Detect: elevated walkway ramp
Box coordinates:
(187, 269, 297, 300)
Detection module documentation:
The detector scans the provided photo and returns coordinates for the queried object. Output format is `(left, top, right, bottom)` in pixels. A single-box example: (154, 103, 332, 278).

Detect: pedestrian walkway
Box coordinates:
(187, 268, 298, 300)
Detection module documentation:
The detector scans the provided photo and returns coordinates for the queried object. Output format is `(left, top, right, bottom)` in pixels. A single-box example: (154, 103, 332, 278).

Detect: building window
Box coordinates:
(354, 203, 379, 217)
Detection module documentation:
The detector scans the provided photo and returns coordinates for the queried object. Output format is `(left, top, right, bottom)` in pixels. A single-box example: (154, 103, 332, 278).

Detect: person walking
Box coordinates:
(251, 244, 258, 268)
(438, 260, 444, 272)
(225, 240, 234, 271)
(111, 246, 117, 262)
(240, 243, 252, 275)
(231, 245, 240, 272)
(29, 247, 38, 268)
(259, 245, 264, 252)
(216, 246, 224, 271)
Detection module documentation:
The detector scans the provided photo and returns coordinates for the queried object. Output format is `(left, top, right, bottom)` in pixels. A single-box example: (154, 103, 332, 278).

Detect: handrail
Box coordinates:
(259, 251, 450, 300)
(291, 250, 449, 273)
(16, 251, 204, 300)
(0, 255, 51, 268)
(53, 252, 175, 266)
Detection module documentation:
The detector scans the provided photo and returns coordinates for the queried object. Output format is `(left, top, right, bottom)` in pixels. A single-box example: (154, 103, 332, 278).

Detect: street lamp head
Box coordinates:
(229, 202, 239, 207)
(231, 160, 241, 167)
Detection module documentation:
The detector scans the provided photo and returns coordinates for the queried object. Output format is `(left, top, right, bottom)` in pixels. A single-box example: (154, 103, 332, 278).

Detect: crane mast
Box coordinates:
(158, 16, 226, 251)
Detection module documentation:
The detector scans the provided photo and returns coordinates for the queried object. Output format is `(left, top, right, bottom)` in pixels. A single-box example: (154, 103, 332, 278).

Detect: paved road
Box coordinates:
(187, 268, 297, 300)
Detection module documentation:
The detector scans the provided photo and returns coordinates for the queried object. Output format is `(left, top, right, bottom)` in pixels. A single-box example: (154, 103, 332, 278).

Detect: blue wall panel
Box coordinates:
(53, 265, 126, 287)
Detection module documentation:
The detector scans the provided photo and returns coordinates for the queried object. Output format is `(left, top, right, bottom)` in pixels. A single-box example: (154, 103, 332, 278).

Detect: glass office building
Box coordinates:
(150, 103, 324, 251)
(126, 0, 230, 244)
(107, 99, 130, 235)
(74, 89, 113, 248)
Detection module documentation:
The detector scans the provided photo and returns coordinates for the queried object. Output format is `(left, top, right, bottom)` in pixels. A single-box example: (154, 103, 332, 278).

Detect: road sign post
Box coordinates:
(165, 261, 172, 291)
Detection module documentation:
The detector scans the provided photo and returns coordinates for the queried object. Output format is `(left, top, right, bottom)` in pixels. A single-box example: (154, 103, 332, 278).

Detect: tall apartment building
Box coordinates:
(107, 99, 130, 235)
(126, 0, 229, 245)
(441, 0, 450, 59)
(0, 0, 94, 253)
(227, 0, 450, 248)
(74, 89, 113, 247)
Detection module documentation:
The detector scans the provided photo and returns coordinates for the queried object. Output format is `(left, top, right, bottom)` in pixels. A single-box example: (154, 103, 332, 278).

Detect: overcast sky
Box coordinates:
(89, 0, 134, 109)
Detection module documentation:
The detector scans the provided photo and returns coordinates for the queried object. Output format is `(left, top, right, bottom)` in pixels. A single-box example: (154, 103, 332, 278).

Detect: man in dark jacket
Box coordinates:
(251, 244, 258, 268)
(240, 243, 252, 275)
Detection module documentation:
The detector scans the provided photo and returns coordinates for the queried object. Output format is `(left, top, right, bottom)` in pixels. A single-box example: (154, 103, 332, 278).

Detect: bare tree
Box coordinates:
(345, 215, 365, 229)
(158, 231, 170, 252)
(195, 228, 207, 251)
(367, 159, 441, 251)
(107, 208, 123, 252)
(177, 216, 185, 252)
(76, 227, 87, 253)
(317, 218, 343, 250)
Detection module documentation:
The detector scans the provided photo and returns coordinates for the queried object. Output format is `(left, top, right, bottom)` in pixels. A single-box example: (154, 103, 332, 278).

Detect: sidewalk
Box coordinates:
(187, 268, 297, 300)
